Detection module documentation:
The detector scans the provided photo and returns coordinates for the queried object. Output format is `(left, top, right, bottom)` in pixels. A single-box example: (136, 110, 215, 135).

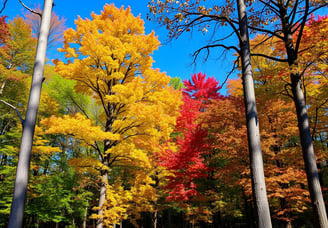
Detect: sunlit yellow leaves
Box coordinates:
(41, 113, 121, 145)
(55, 4, 161, 98)
(68, 157, 106, 176)
(92, 172, 157, 227)
(47, 4, 182, 225)
(38, 90, 59, 117)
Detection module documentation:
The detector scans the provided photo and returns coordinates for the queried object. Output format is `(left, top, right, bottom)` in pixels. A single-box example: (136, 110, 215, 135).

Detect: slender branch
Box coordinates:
(284, 83, 293, 99)
(291, 3, 328, 34)
(211, 31, 235, 44)
(0, 0, 8, 14)
(192, 44, 240, 63)
(178, 11, 243, 43)
(68, 94, 89, 119)
(0, 99, 24, 126)
(299, 59, 316, 78)
(287, 0, 298, 25)
(259, 0, 280, 16)
(294, 0, 309, 54)
(312, 97, 328, 139)
(241, 22, 284, 40)
(270, 0, 280, 8)
(18, 0, 42, 17)
(250, 53, 288, 62)
(312, 106, 319, 140)
(284, 0, 292, 8)
(252, 34, 275, 50)
(220, 56, 240, 88)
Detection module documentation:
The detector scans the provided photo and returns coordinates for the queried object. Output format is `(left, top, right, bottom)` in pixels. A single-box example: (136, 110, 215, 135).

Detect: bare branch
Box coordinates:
(220, 56, 240, 88)
(287, 0, 298, 25)
(67, 94, 89, 118)
(291, 3, 328, 34)
(259, 0, 280, 16)
(192, 44, 240, 63)
(294, 0, 309, 54)
(252, 34, 276, 50)
(250, 53, 288, 62)
(175, 10, 243, 44)
(0, 99, 24, 126)
(284, 83, 293, 99)
(243, 22, 284, 40)
(18, 0, 42, 17)
(0, 0, 8, 14)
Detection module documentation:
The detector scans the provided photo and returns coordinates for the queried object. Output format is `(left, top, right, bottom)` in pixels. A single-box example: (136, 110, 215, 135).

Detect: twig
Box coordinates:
(18, 0, 42, 17)
(221, 56, 240, 88)
(250, 53, 288, 62)
(0, 99, 24, 126)
(0, 0, 8, 14)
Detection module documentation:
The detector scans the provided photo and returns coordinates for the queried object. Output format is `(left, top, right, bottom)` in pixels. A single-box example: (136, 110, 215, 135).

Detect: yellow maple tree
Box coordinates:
(41, 4, 181, 227)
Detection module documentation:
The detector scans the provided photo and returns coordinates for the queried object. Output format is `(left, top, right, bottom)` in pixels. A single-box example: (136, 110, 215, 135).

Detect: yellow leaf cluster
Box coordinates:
(41, 113, 121, 146)
(96, 172, 157, 227)
(48, 4, 182, 224)
(54, 4, 160, 96)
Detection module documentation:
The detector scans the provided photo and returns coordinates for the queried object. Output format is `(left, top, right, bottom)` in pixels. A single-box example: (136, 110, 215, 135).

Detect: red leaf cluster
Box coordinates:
(160, 72, 223, 202)
(183, 72, 223, 100)
(0, 16, 9, 45)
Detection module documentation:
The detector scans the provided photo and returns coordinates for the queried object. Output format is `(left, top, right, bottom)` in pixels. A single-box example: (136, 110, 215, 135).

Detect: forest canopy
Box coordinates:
(1, 1, 328, 227)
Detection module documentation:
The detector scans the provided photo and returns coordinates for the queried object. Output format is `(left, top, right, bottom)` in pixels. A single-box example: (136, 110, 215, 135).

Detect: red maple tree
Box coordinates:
(161, 72, 223, 203)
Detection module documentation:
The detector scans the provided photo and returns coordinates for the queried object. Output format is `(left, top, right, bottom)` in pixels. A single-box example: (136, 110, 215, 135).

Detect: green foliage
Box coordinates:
(43, 65, 92, 116)
(170, 77, 185, 90)
(25, 163, 92, 224)
(0, 127, 21, 226)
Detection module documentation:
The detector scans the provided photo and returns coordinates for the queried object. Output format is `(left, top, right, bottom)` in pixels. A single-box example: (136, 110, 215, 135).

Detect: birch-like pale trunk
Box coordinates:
(236, 0, 272, 227)
(82, 201, 88, 228)
(8, 1, 53, 227)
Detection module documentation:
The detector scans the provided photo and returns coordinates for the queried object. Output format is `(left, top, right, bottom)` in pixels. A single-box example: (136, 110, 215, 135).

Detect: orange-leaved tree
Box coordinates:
(41, 4, 181, 228)
(200, 78, 310, 226)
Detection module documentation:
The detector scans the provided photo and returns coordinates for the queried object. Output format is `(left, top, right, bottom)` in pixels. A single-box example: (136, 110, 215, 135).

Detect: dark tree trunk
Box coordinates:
(276, 2, 328, 227)
(290, 72, 328, 227)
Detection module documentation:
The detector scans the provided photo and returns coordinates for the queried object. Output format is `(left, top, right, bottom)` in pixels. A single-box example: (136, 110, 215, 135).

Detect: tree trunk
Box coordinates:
(96, 157, 109, 228)
(276, 2, 328, 226)
(152, 211, 158, 228)
(0, 80, 6, 95)
(291, 73, 328, 227)
(8, 1, 53, 228)
(236, 0, 272, 227)
(286, 220, 292, 228)
(83, 202, 88, 228)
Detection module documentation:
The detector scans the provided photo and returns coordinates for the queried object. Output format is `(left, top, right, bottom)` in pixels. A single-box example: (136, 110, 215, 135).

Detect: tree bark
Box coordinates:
(236, 0, 272, 227)
(276, 2, 328, 226)
(152, 211, 158, 228)
(8, 1, 53, 228)
(83, 202, 88, 228)
(291, 72, 328, 227)
(96, 157, 109, 228)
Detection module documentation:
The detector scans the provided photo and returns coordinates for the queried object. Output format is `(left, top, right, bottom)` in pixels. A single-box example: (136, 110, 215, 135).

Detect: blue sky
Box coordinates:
(2, 0, 238, 92)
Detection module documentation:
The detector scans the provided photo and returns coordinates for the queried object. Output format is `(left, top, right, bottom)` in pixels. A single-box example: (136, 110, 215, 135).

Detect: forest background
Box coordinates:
(0, 0, 328, 228)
